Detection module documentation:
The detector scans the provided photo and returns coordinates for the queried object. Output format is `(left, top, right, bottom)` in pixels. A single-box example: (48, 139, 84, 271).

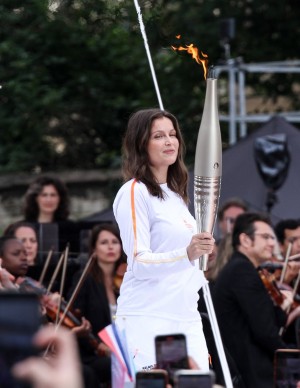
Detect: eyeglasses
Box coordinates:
(254, 233, 276, 241)
(285, 236, 300, 244)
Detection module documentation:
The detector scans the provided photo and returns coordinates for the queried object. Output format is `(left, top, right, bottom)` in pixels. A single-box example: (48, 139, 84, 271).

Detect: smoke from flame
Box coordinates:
(172, 37, 209, 80)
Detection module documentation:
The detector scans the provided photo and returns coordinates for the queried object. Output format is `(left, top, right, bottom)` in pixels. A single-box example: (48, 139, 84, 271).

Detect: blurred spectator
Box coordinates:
(12, 326, 84, 388)
(217, 197, 248, 238)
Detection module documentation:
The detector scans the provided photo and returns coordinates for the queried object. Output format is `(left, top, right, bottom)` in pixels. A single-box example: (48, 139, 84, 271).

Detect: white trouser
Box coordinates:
(115, 315, 209, 372)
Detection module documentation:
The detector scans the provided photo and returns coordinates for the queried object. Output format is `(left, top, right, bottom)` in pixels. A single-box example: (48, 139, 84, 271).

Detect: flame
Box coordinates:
(172, 41, 209, 80)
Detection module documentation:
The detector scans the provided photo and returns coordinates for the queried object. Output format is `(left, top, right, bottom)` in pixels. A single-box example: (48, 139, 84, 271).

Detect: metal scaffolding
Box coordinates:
(214, 59, 300, 145)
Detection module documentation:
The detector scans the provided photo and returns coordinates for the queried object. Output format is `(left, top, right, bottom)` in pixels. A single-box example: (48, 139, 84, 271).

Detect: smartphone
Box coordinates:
(274, 349, 300, 388)
(155, 333, 189, 383)
(173, 369, 215, 388)
(135, 369, 168, 388)
(0, 292, 41, 388)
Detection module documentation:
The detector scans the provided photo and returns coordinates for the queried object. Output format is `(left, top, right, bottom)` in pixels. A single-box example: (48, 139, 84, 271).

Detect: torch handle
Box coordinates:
(194, 175, 221, 271)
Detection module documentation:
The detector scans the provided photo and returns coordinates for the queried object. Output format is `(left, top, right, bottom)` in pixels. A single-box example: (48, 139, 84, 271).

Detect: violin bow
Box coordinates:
(38, 248, 54, 285)
(289, 253, 300, 261)
(56, 253, 95, 330)
(46, 248, 67, 294)
(292, 269, 300, 298)
(280, 242, 293, 284)
(55, 244, 69, 326)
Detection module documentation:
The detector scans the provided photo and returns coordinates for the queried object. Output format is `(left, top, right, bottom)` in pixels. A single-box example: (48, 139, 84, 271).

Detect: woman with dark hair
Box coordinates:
(4, 221, 39, 266)
(23, 175, 70, 223)
(113, 108, 215, 372)
(22, 175, 79, 255)
(67, 222, 127, 386)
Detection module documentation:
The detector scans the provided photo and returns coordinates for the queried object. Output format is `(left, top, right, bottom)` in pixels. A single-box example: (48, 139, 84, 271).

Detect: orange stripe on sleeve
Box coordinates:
(130, 179, 138, 257)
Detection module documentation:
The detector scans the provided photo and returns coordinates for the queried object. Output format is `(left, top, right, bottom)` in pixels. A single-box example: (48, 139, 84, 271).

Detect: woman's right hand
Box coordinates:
(187, 232, 215, 261)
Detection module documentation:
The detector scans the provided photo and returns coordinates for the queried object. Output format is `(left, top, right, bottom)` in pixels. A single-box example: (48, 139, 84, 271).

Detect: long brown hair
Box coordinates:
(122, 108, 189, 203)
(88, 223, 126, 283)
(24, 175, 70, 222)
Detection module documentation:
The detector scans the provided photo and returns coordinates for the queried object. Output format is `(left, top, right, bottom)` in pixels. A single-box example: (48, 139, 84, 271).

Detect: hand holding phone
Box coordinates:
(155, 333, 189, 384)
(274, 348, 300, 388)
(135, 369, 168, 388)
(173, 369, 215, 388)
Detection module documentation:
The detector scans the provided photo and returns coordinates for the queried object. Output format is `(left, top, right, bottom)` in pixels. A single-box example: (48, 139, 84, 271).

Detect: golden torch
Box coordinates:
(194, 66, 222, 270)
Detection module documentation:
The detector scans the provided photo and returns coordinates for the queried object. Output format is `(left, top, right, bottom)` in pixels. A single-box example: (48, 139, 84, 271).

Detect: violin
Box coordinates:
(113, 262, 127, 294)
(257, 268, 300, 312)
(17, 276, 104, 356)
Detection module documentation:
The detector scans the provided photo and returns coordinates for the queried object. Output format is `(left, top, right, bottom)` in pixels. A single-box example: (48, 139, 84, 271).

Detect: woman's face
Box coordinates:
(36, 184, 60, 216)
(147, 117, 179, 173)
(14, 226, 38, 266)
(94, 230, 122, 266)
(1, 239, 28, 277)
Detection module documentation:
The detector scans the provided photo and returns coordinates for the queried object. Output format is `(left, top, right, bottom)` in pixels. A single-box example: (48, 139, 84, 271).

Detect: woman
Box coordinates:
(113, 108, 215, 372)
(23, 175, 78, 254)
(23, 175, 70, 223)
(4, 221, 39, 266)
(67, 223, 127, 386)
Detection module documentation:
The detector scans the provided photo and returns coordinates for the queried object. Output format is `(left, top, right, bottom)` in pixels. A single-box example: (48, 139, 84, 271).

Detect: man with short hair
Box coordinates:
(213, 212, 300, 388)
(217, 197, 248, 238)
(274, 219, 300, 285)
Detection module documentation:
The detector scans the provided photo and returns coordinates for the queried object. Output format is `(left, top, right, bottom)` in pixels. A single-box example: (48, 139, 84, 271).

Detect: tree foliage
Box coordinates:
(0, 0, 299, 172)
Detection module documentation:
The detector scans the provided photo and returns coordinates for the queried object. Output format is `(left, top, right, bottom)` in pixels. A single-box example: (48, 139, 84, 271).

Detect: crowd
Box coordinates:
(1, 108, 300, 388)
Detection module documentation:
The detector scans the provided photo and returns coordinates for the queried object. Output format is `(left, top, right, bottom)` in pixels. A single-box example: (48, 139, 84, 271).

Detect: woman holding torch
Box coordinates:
(113, 108, 215, 372)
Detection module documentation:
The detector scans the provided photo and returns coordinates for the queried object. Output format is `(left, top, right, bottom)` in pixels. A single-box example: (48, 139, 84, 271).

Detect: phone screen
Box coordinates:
(155, 334, 189, 383)
(274, 349, 300, 388)
(174, 371, 214, 388)
(135, 370, 167, 388)
(0, 292, 41, 388)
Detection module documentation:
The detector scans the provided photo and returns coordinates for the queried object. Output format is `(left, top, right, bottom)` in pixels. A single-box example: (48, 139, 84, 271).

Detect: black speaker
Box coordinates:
(254, 133, 290, 212)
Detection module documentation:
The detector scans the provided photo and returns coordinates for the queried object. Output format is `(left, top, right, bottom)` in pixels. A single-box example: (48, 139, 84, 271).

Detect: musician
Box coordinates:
(213, 212, 300, 388)
(67, 223, 127, 386)
(0, 236, 29, 279)
(22, 175, 79, 254)
(275, 218, 300, 285)
(0, 236, 99, 387)
(4, 221, 39, 266)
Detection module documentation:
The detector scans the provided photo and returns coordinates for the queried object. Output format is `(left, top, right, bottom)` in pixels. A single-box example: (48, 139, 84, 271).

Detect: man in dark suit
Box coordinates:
(213, 212, 300, 388)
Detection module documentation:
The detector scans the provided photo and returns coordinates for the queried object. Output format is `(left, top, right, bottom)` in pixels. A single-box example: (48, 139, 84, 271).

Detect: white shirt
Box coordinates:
(113, 179, 206, 321)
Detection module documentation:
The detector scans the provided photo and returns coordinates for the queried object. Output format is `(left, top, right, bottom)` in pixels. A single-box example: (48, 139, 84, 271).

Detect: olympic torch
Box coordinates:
(194, 66, 222, 271)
